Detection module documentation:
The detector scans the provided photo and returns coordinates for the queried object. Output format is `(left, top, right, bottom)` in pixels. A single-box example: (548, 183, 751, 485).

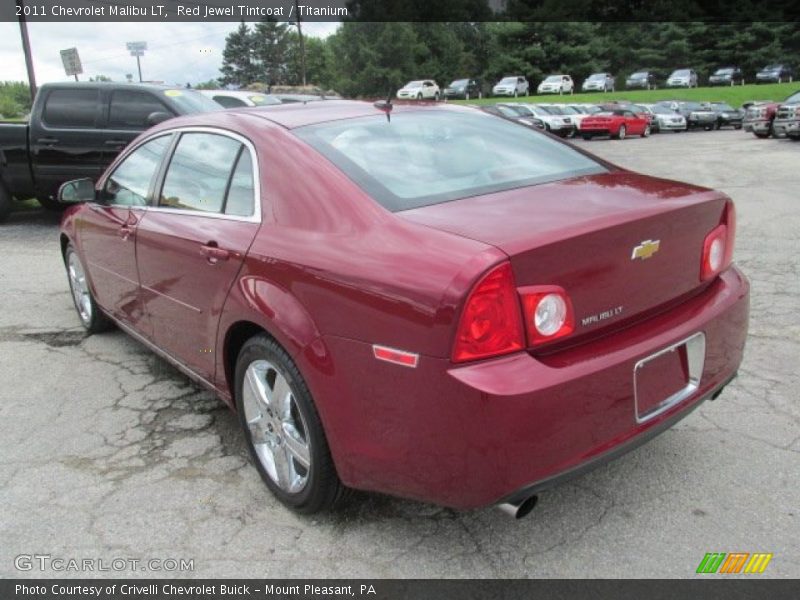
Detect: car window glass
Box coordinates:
(160, 133, 241, 213)
(214, 95, 247, 108)
(43, 89, 97, 127)
(297, 110, 606, 212)
(224, 150, 255, 217)
(102, 136, 171, 206)
(109, 90, 172, 129)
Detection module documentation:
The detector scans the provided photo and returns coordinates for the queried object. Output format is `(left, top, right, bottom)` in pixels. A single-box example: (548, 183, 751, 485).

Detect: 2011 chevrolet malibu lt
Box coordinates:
(58, 101, 749, 517)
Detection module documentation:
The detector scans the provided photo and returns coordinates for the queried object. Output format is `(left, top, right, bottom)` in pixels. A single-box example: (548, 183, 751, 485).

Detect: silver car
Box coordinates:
(771, 90, 800, 140)
(643, 103, 688, 132)
(666, 69, 699, 88)
(492, 76, 529, 97)
(581, 73, 615, 93)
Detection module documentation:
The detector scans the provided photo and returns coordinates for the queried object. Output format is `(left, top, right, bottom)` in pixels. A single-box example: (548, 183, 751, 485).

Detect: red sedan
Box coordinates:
(580, 108, 652, 140)
(58, 102, 748, 517)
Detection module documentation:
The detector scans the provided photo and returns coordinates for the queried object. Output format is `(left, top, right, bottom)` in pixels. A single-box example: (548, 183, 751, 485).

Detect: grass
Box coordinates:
(455, 82, 800, 108)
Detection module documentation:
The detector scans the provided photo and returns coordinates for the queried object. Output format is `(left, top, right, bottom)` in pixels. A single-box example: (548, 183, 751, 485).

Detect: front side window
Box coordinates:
(296, 110, 606, 212)
(102, 135, 172, 206)
(159, 133, 244, 214)
(109, 90, 172, 129)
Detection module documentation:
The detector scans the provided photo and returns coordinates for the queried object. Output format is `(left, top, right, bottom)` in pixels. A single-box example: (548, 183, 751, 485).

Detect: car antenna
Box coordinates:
(374, 91, 393, 122)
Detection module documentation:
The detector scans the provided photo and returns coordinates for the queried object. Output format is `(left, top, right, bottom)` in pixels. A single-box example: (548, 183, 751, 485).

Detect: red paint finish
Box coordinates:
(61, 102, 750, 510)
(580, 111, 650, 137)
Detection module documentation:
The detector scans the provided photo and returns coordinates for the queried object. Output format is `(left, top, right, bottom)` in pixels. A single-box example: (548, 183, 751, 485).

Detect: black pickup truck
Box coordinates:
(0, 82, 220, 221)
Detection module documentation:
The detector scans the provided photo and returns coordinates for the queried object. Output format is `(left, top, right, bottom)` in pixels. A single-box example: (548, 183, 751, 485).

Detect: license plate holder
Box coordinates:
(634, 333, 706, 423)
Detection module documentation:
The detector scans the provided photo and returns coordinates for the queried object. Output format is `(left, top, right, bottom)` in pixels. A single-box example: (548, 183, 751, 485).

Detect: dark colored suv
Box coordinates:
(626, 71, 658, 90)
(709, 67, 744, 86)
(755, 64, 794, 84)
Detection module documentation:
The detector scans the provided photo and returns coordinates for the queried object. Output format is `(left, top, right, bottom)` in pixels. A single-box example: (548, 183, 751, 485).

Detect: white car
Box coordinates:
(501, 103, 574, 137)
(396, 80, 440, 101)
(200, 90, 282, 108)
(538, 75, 574, 95)
(492, 76, 529, 97)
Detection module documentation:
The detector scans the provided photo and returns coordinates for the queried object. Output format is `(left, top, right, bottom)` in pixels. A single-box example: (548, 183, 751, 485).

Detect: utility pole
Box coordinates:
(16, 0, 37, 101)
(293, 0, 306, 87)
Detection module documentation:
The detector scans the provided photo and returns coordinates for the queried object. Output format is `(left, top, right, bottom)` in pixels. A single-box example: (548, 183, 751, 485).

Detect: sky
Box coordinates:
(0, 21, 340, 86)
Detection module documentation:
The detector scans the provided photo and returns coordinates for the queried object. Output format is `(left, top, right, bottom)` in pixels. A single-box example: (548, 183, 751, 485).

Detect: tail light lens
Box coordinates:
(452, 262, 524, 363)
(520, 286, 575, 345)
(700, 201, 736, 281)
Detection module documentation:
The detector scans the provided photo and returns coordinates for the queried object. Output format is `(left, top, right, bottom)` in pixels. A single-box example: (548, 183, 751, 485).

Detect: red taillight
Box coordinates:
(452, 262, 524, 363)
(520, 286, 575, 346)
(700, 201, 736, 281)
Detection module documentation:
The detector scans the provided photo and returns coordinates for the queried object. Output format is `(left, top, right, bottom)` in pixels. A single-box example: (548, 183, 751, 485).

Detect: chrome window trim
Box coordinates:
(102, 126, 262, 223)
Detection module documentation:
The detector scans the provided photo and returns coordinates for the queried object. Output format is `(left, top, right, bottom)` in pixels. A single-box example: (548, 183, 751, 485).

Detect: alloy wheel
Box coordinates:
(242, 360, 311, 494)
(67, 251, 92, 325)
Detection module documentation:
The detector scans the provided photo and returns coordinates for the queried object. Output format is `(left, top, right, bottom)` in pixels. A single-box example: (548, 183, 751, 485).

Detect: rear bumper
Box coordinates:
(310, 266, 749, 509)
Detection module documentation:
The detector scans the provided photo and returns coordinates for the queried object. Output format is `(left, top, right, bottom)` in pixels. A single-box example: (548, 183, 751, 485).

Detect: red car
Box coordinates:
(58, 102, 749, 517)
(580, 108, 652, 140)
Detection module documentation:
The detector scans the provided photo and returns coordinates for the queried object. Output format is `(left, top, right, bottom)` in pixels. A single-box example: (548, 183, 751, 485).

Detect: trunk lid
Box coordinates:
(400, 172, 728, 341)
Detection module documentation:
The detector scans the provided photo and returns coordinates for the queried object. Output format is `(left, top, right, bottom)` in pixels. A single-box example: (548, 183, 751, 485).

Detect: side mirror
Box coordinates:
(58, 178, 96, 204)
(146, 111, 172, 126)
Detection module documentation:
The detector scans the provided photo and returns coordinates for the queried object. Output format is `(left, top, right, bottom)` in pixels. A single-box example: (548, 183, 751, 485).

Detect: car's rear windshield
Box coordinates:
(162, 89, 222, 113)
(294, 110, 606, 211)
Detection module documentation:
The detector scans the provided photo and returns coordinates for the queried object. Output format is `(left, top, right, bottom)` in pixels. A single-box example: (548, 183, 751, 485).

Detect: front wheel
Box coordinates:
(582, 134, 592, 140)
(64, 244, 113, 333)
(641, 124, 651, 138)
(235, 334, 344, 514)
(616, 125, 627, 140)
(434, 92, 439, 102)
(38, 195, 64, 212)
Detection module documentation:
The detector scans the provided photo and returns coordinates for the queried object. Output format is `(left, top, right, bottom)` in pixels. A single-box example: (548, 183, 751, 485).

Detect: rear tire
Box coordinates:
(641, 124, 651, 138)
(0, 185, 11, 223)
(235, 334, 345, 514)
(616, 125, 627, 140)
(582, 134, 592, 140)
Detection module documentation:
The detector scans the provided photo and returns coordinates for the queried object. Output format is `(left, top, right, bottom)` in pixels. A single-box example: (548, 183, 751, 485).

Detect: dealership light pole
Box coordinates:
(292, 0, 307, 87)
(15, 0, 37, 101)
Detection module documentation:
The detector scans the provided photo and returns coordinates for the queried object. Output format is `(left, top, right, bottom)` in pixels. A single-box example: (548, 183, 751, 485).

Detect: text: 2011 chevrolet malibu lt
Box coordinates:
(59, 101, 749, 517)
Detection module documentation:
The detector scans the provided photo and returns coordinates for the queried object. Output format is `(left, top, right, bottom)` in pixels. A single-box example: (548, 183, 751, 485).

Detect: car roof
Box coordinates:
(40, 81, 186, 92)
(153, 100, 476, 131)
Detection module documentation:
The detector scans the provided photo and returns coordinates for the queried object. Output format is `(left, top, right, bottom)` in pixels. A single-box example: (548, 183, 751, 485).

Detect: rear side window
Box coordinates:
(109, 90, 172, 129)
(43, 89, 98, 127)
(103, 135, 172, 206)
(159, 133, 243, 214)
(296, 111, 605, 211)
(213, 95, 247, 108)
(225, 151, 255, 217)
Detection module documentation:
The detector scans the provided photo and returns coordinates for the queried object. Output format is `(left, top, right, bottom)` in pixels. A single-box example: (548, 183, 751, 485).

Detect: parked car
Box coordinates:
(642, 104, 687, 132)
(503, 103, 575, 137)
(581, 73, 615, 93)
(492, 76, 529, 97)
(666, 69, 699, 88)
(542, 104, 586, 133)
(625, 71, 658, 90)
(743, 101, 781, 138)
(0, 82, 221, 221)
(538, 75, 574, 95)
(57, 100, 748, 516)
(770, 90, 800, 140)
(671, 101, 716, 130)
(707, 102, 744, 129)
(708, 67, 744, 86)
(444, 78, 482, 100)
(579, 108, 651, 140)
(201, 90, 282, 108)
(755, 64, 794, 84)
(396, 80, 440, 101)
(480, 104, 544, 130)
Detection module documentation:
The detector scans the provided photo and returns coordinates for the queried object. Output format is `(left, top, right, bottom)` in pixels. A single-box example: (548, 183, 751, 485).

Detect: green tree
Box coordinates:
(219, 22, 257, 86)
(252, 19, 291, 86)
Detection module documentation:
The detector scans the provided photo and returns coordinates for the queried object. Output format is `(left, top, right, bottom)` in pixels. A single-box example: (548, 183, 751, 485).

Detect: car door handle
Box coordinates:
(200, 244, 231, 263)
(37, 137, 59, 146)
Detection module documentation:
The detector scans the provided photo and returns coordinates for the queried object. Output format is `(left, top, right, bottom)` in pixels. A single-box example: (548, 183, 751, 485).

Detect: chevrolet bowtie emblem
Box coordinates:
(631, 239, 661, 260)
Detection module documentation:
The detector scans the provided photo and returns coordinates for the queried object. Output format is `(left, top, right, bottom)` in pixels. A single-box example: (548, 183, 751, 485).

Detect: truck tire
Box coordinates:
(0, 185, 11, 223)
(37, 195, 64, 212)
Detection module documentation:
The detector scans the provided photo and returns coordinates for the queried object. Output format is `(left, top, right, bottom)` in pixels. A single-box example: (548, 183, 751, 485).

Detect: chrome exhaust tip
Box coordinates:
(497, 495, 538, 519)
